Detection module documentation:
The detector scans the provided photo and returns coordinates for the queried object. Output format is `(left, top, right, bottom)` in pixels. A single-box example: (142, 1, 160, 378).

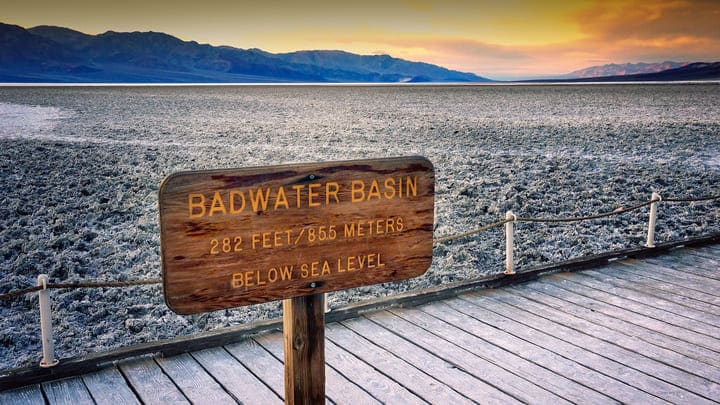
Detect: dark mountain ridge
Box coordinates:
(527, 62, 720, 83)
(1, 22, 489, 83)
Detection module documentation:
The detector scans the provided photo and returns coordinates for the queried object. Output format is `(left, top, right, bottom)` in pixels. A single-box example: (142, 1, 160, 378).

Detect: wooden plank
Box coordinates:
(283, 294, 325, 404)
(644, 256, 720, 288)
(518, 280, 720, 369)
(636, 258, 720, 291)
(664, 248, 720, 265)
(682, 248, 720, 264)
(0, 384, 45, 405)
(326, 322, 473, 404)
(159, 157, 434, 314)
(542, 274, 720, 351)
(367, 309, 569, 404)
(324, 338, 426, 403)
(496, 285, 720, 385)
(418, 301, 638, 404)
(393, 304, 616, 404)
(191, 347, 282, 405)
(41, 377, 93, 405)
(81, 366, 139, 405)
(569, 272, 720, 327)
(5, 237, 717, 392)
(117, 357, 189, 404)
(586, 265, 720, 316)
(677, 246, 720, 260)
(460, 290, 718, 404)
(340, 316, 517, 404)
(224, 338, 284, 399)
(617, 261, 720, 306)
(695, 245, 720, 255)
(597, 263, 720, 313)
(643, 257, 720, 284)
(254, 332, 378, 404)
(661, 254, 720, 277)
(155, 353, 237, 405)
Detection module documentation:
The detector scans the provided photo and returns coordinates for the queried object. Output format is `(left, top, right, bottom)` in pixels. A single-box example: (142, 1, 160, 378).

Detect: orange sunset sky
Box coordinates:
(4, 0, 720, 79)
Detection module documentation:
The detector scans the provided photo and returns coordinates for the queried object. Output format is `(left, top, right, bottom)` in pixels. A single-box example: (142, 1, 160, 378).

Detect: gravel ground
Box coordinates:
(1, 83, 719, 370)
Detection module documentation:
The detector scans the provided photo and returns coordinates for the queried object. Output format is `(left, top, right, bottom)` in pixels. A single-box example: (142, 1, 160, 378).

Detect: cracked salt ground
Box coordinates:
(0, 84, 719, 370)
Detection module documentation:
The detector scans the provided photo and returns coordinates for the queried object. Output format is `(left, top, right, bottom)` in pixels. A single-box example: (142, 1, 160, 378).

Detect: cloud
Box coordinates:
(472, 0, 720, 77)
(576, 0, 719, 41)
(569, 0, 720, 62)
(348, 36, 532, 77)
(383, 37, 529, 60)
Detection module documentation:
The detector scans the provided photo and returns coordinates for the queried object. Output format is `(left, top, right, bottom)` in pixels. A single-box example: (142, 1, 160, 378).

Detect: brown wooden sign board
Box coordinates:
(159, 156, 434, 314)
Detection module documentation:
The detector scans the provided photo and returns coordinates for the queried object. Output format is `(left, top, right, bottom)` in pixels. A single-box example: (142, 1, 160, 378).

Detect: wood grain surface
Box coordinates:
(159, 156, 434, 314)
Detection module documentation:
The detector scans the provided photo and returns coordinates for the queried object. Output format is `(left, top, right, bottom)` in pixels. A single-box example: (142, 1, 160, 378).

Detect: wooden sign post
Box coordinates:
(283, 294, 325, 404)
(159, 156, 434, 403)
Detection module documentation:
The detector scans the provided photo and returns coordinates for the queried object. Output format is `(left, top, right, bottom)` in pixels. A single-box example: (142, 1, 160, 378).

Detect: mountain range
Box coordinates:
(0, 22, 488, 83)
(1, 22, 719, 83)
(535, 62, 720, 83)
(563, 62, 688, 79)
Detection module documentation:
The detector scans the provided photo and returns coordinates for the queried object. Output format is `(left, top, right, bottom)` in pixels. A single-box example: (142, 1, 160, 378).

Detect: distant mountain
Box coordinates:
(564, 61, 687, 79)
(564, 62, 720, 82)
(0, 22, 490, 83)
(523, 62, 720, 83)
(272, 50, 482, 82)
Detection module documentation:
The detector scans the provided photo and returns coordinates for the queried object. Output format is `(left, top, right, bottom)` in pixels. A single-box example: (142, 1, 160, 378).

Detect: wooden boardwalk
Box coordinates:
(2, 244, 720, 404)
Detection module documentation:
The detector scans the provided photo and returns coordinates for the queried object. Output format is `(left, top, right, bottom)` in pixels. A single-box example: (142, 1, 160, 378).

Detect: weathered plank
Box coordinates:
(619, 260, 720, 305)
(569, 272, 720, 327)
(696, 245, 720, 256)
(518, 281, 720, 369)
(460, 290, 718, 404)
(497, 286, 720, 385)
(191, 347, 282, 405)
(396, 303, 620, 404)
(81, 366, 139, 405)
(340, 316, 517, 404)
(155, 353, 237, 405)
(324, 338, 426, 403)
(585, 264, 720, 316)
(367, 310, 568, 404)
(41, 377, 94, 405)
(117, 357, 189, 404)
(683, 248, 720, 266)
(434, 297, 678, 403)
(632, 259, 720, 293)
(254, 332, 379, 404)
(643, 257, 720, 284)
(597, 263, 720, 313)
(665, 250, 720, 268)
(542, 275, 720, 351)
(0, 384, 44, 405)
(326, 322, 473, 404)
(224, 338, 284, 399)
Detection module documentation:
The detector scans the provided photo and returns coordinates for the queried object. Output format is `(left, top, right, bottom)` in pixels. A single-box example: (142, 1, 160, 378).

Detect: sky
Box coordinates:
(4, 0, 720, 80)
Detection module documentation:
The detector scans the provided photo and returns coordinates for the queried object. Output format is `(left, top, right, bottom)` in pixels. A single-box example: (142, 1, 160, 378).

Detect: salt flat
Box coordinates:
(0, 84, 718, 370)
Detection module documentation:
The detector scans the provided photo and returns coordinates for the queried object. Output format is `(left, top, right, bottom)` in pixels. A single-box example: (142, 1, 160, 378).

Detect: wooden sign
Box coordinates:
(159, 156, 434, 314)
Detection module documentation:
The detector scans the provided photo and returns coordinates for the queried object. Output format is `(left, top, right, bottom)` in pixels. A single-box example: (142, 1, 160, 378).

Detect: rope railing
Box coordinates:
(664, 195, 720, 202)
(0, 279, 162, 301)
(432, 193, 720, 244)
(1, 192, 719, 302)
(432, 219, 511, 244)
(0, 191, 718, 368)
